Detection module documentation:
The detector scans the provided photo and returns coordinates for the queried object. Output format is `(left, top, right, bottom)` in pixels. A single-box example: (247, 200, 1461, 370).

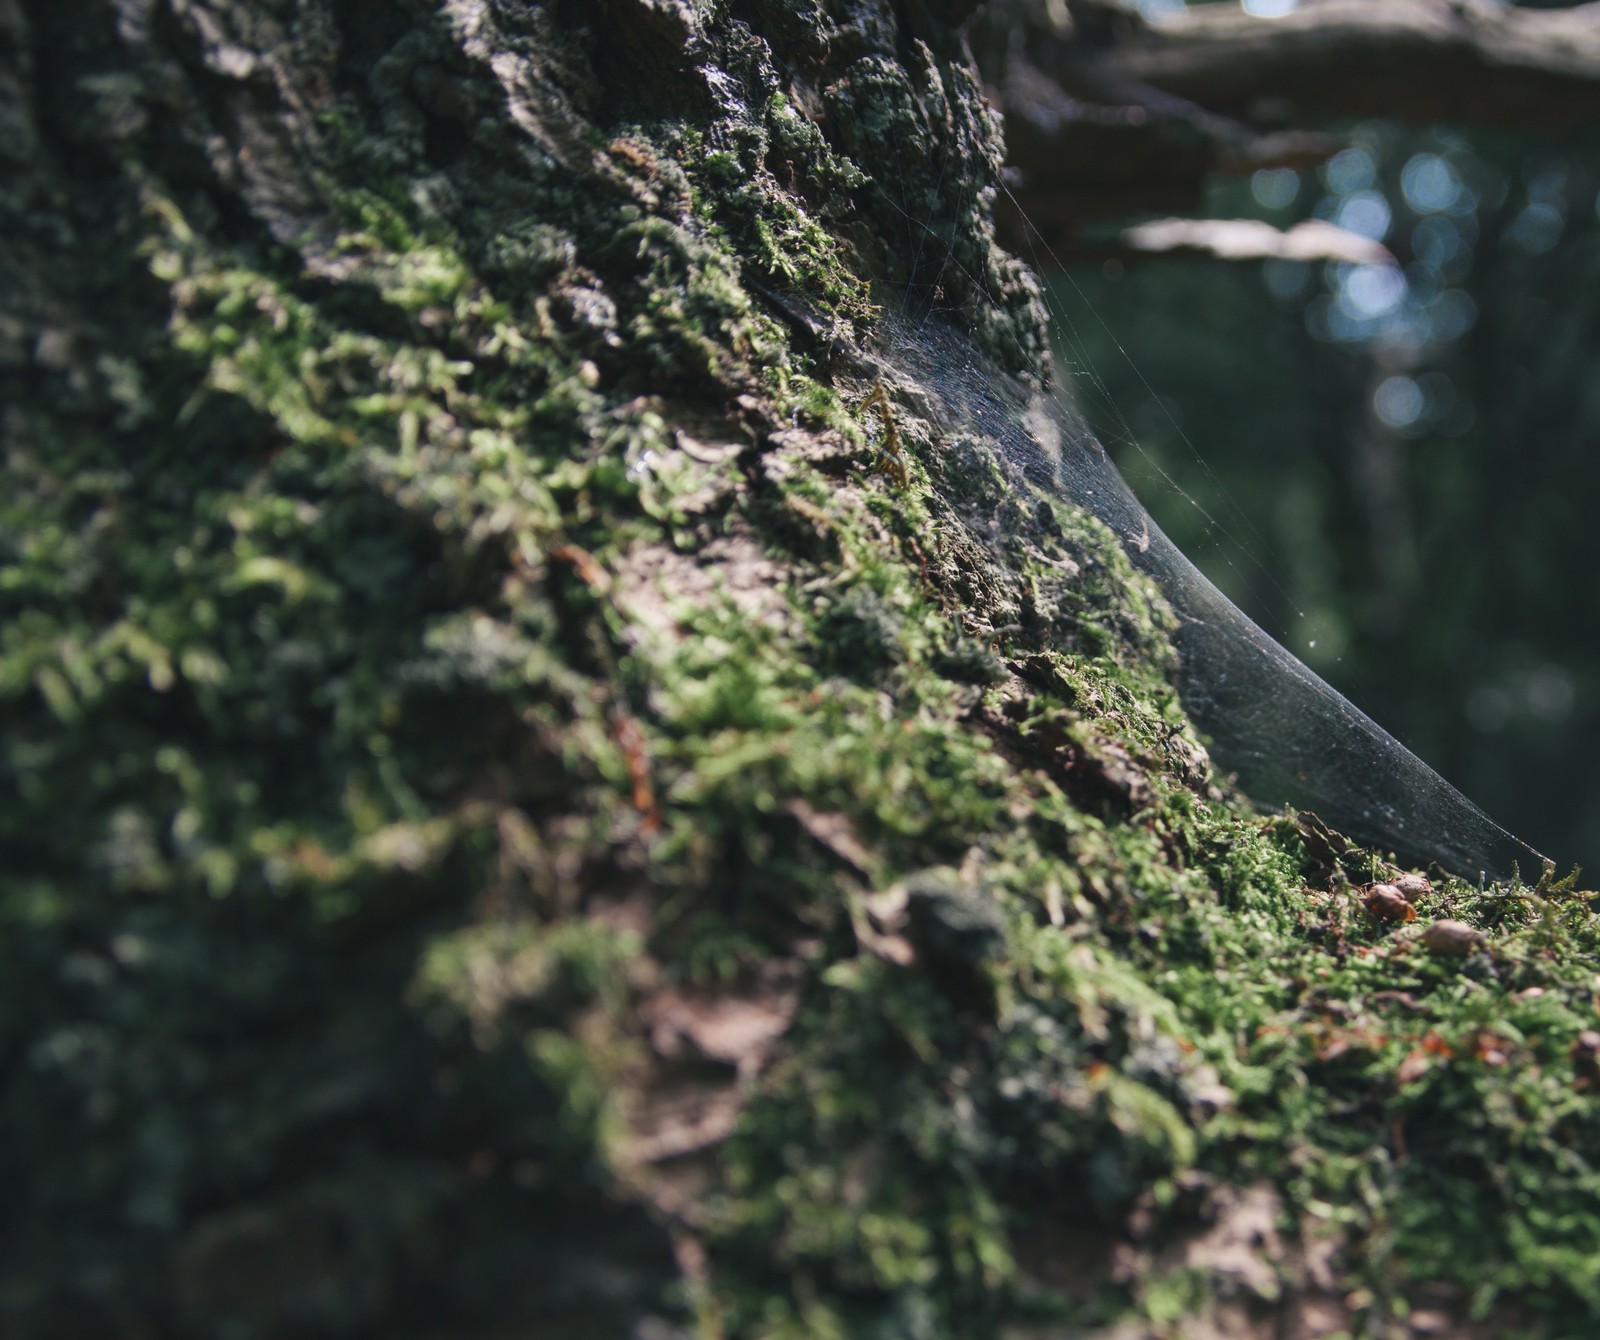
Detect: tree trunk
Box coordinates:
(4, 2, 1597, 1338)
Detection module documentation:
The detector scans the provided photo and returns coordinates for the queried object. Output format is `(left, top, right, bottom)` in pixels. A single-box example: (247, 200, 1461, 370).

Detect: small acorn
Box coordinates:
(1392, 872, 1432, 900)
(1363, 882, 1416, 923)
(1420, 918, 1486, 957)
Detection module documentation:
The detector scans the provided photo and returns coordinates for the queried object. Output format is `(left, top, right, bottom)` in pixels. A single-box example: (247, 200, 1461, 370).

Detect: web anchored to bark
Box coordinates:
(875, 312, 1545, 880)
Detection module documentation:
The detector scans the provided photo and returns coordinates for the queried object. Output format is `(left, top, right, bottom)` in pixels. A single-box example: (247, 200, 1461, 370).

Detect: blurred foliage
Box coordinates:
(1052, 119, 1600, 879)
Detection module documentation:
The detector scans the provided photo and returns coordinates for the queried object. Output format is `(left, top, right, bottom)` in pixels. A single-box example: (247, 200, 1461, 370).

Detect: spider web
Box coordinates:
(874, 308, 1544, 880)
(750, 34, 1544, 879)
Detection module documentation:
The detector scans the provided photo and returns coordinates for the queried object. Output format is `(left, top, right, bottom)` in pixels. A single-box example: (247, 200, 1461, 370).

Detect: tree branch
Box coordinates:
(1100, 0, 1600, 130)
(982, 0, 1600, 253)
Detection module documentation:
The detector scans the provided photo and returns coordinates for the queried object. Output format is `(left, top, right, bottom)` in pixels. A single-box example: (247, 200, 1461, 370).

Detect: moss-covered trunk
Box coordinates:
(6, 2, 1600, 1337)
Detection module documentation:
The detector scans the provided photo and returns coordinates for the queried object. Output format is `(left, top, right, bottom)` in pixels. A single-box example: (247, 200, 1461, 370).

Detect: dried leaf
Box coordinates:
(1363, 883, 1416, 923)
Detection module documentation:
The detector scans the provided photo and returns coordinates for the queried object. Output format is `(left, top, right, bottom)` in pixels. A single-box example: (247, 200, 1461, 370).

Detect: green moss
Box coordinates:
(9, 2, 1600, 1337)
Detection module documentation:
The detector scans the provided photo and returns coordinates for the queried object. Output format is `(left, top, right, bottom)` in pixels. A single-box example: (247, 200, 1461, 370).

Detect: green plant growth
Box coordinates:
(6, 4, 1600, 1338)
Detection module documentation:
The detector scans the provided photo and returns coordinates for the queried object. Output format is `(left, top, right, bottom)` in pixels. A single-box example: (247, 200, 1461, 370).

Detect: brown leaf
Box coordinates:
(549, 542, 612, 593)
(613, 712, 660, 834)
(1363, 883, 1416, 923)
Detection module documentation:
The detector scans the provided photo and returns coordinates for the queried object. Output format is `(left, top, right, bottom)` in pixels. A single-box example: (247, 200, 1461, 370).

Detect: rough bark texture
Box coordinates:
(7, 2, 1600, 1339)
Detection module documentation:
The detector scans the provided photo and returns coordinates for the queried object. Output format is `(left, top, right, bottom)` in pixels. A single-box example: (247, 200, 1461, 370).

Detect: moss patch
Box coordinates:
(5, 2, 1600, 1338)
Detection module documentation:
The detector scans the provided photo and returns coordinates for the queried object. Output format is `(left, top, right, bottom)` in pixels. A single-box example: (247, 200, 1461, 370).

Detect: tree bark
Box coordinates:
(4, 2, 1597, 1338)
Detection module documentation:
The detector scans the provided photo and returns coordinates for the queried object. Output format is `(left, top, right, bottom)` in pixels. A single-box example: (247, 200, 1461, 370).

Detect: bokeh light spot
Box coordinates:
(1337, 190, 1391, 241)
(1374, 375, 1424, 429)
(1412, 215, 1463, 269)
(1263, 258, 1311, 305)
(1252, 167, 1299, 210)
(1340, 264, 1406, 320)
(1505, 201, 1564, 255)
(1428, 288, 1478, 341)
(1401, 153, 1462, 214)
(1325, 147, 1376, 196)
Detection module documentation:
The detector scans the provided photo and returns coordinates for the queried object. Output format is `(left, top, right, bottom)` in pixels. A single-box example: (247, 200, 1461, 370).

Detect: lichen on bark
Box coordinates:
(6, 2, 1600, 1338)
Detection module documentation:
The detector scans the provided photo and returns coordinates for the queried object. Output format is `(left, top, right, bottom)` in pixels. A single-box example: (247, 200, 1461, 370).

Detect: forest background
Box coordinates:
(1057, 17, 1600, 879)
